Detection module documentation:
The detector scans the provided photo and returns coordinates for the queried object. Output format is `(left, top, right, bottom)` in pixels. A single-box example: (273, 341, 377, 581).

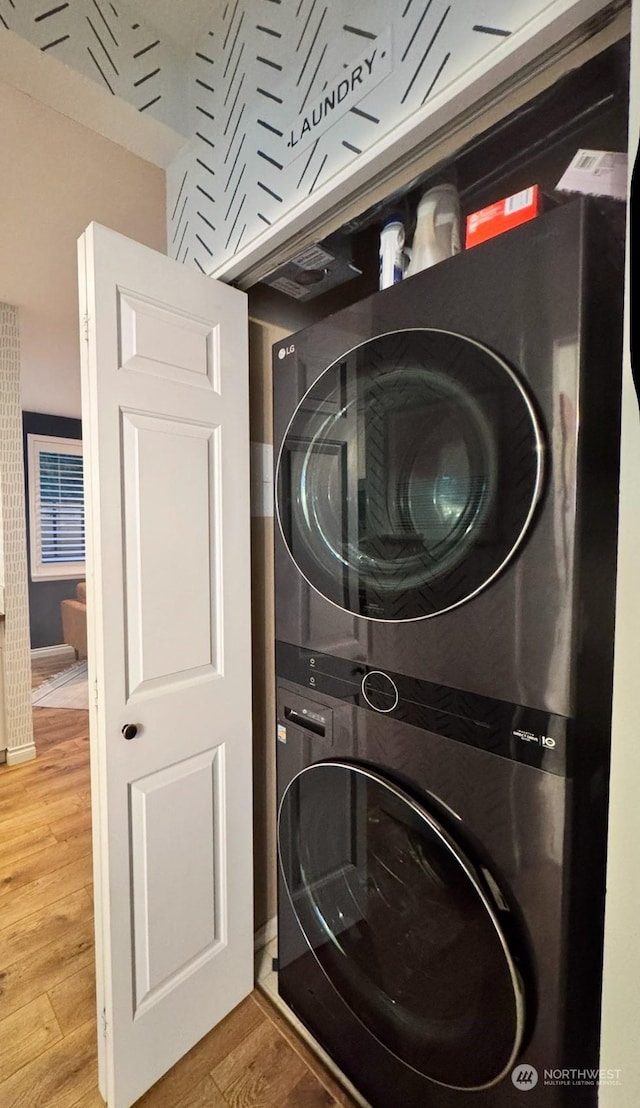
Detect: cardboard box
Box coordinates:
(556, 150, 627, 201)
(465, 186, 542, 249)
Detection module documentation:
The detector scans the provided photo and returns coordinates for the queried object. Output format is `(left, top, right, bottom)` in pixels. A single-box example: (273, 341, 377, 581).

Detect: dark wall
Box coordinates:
(23, 411, 83, 649)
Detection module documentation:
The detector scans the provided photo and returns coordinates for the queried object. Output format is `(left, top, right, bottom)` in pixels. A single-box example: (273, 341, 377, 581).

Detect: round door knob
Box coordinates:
(122, 723, 138, 740)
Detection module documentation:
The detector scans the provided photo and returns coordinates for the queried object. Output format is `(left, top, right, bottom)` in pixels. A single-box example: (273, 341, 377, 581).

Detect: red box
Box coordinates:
(465, 185, 542, 249)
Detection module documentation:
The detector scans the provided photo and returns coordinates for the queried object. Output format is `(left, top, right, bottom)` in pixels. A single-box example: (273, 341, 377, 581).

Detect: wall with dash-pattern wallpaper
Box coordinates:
(0, 0, 187, 133)
(167, 0, 579, 273)
(1, 303, 35, 765)
(1, 0, 606, 271)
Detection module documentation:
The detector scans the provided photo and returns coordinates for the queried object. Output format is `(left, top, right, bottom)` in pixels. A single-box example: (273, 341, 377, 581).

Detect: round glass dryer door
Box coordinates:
(278, 762, 526, 1091)
(276, 329, 543, 620)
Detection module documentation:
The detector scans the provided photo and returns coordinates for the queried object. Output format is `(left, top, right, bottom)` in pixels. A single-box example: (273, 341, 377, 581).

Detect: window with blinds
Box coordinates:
(27, 434, 85, 580)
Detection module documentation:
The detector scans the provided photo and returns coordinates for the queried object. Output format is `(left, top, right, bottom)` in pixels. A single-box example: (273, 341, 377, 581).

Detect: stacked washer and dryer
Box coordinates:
(272, 199, 624, 1106)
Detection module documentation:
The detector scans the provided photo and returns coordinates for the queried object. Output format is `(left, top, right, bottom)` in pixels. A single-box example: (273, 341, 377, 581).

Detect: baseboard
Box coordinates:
(254, 915, 277, 952)
(31, 644, 75, 661)
(6, 741, 37, 765)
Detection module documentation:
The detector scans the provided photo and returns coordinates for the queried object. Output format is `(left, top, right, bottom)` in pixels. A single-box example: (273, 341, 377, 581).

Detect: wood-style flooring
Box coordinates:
(0, 673, 356, 1107)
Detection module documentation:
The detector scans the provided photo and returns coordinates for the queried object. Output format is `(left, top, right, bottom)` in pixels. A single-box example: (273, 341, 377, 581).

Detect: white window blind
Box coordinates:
(28, 434, 85, 581)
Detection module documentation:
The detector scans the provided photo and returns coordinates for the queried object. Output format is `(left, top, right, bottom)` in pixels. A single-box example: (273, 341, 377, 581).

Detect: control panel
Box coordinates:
(276, 640, 570, 777)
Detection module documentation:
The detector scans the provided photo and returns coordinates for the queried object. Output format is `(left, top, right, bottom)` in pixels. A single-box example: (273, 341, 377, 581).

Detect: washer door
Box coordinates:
(278, 761, 526, 1091)
(276, 329, 543, 620)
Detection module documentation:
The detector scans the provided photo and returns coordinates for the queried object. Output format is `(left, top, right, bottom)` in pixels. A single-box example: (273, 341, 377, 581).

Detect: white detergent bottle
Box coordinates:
(379, 217, 406, 289)
(405, 184, 461, 277)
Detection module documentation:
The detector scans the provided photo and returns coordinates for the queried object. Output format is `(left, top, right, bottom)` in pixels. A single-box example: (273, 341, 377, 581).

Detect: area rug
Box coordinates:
(32, 658, 89, 710)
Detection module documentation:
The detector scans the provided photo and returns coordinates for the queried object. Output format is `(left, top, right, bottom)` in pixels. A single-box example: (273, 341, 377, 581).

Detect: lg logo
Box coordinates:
(512, 1064, 539, 1090)
(277, 344, 295, 360)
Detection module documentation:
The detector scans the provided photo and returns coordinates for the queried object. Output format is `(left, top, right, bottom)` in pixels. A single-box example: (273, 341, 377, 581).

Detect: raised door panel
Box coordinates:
(130, 746, 225, 1014)
(121, 412, 221, 697)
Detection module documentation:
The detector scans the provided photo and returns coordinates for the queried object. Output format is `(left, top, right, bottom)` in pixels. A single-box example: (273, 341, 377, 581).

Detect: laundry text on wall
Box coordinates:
(287, 26, 393, 162)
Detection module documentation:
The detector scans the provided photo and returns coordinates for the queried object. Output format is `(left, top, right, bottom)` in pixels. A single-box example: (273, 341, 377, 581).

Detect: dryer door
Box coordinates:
(278, 761, 526, 1091)
(276, 328, 543, 621)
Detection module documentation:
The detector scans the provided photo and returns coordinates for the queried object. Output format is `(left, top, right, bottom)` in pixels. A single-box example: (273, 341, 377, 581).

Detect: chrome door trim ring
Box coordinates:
(277, 759, 527, 1091)
(275, 327, 545, 622)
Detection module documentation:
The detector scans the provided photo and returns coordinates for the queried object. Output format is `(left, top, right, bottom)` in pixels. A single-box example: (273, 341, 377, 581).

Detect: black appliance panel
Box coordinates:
(276, 639, 569, 775)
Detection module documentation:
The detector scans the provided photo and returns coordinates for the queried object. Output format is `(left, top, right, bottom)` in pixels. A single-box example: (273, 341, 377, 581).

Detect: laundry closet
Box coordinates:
(242, 7, 637, 1107)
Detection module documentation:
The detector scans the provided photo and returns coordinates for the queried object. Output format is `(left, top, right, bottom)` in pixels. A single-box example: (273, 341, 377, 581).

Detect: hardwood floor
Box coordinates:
(30, 649, 78, 690)
(0, 702, 356, 1107)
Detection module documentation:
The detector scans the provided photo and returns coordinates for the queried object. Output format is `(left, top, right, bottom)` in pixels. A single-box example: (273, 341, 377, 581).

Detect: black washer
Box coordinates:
(278, 761, 526, 1091)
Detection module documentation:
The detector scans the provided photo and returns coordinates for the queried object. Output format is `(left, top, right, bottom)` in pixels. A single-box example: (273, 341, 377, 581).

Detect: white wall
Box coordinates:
(600, 0, 640, 1100)
(0, 78, 167, 418)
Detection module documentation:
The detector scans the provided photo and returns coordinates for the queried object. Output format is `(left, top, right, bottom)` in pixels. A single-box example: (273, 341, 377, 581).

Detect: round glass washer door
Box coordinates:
(276, 329, 544, 621)
(278, 761, 526, 1091)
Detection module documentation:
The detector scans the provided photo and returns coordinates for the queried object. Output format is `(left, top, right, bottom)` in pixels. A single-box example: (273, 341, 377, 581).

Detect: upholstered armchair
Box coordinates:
(60, 580, 87, 658)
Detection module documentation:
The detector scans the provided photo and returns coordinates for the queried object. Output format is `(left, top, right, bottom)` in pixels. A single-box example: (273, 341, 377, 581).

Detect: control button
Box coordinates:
(361, 670, 399, 713)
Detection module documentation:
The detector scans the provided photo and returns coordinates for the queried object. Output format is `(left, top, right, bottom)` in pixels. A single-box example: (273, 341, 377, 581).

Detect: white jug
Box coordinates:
(378, 218, 406, 290)
(405, 184, 461, 277)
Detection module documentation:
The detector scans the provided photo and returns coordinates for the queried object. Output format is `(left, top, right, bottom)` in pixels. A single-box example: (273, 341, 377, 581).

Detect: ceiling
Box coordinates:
(132, 0, 223, 50)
